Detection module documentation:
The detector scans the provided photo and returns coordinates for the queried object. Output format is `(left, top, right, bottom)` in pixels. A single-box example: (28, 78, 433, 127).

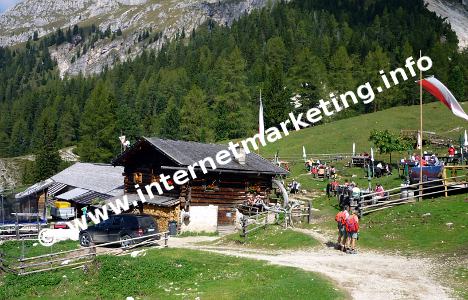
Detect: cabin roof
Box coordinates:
(50, 163, 124, 194)
(113, 137, 288, 175)
(15, 163, 124, 200)
(55, 188, 113, 205)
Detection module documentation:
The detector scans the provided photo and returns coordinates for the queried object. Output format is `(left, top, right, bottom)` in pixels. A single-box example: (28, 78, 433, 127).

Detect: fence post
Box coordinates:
(241, 216, 246, 238)
(307, 200, 312, 224)
(443, 167, 448, 197)
(19, 238, 25, 275)
(357, 196, 362, 218)
(15, 222, 19, 240)
(91, 242, 96, 260)
(0, 249, 3, 272)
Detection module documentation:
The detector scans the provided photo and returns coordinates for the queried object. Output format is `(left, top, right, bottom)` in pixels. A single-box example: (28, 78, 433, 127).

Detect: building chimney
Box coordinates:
(237, 146, 246, 165)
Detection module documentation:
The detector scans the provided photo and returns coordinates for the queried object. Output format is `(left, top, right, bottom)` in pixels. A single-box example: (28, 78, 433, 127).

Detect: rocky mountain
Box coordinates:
(425, 0, 468, 49)
(0, 0, 271, 77)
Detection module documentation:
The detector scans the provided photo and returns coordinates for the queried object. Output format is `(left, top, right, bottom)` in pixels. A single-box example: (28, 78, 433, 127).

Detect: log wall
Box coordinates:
(180, 174, 272, 225)
(123, 169, 273, 225)
(142, 204, 180, 232)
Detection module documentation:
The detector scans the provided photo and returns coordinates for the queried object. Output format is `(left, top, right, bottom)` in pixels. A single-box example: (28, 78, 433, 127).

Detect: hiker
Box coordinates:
(331, 179, 339, 196)
(289, 179, 300, 194)
(325, 166, 330, 178)
(345, 211, 360, 254)
(448, 145, 455, 157)
(351, 183, 360, 197)
(385, 163, 392, 175)
(305, 160, 312, 172)
(375, 183, 385, 198)
(335, 205, 349, 251)
(312, 165, 318, 177)
(330, 166, 336, 178)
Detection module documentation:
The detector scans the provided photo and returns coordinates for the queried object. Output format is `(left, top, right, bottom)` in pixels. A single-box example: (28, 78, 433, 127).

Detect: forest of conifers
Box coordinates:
(0, 0, 466, 165)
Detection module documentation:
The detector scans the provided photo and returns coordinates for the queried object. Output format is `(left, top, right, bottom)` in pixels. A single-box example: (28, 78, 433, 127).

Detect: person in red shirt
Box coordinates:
(448, 145, 455, 157)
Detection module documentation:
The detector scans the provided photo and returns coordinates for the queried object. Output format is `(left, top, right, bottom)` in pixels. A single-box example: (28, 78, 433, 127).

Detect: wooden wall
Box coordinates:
(122, 162, 273, 225)
(180, 174, 273, 225)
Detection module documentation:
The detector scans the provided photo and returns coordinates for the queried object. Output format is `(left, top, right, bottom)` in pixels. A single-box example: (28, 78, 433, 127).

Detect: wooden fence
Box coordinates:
(0, 231, 169, 276)
(239, 201, 312, 239)
(357, 174, 468, 215)
(0, 223, 48, 241)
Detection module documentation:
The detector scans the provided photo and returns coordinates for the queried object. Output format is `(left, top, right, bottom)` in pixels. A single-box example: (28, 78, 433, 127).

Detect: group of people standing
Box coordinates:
(335, 205, 360, 254)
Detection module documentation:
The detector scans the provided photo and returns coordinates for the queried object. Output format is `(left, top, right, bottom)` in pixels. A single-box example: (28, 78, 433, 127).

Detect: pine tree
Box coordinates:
(33, 122, 61, 182)
(288, 48, 327, 112)
(77, 81, 118, 162)
(158, 97, 181, 139)
(447, 65, 465, 100)
(264, 66, 290, 127)
(213, 47, 253, 140)
(363, 46, 391, 112)
(9, 119, 29, 156)
(180, 85, 213, 142)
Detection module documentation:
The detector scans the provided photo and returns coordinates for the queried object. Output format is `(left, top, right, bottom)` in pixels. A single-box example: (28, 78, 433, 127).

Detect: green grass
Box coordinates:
(300, 192, 468, 256)
(0, 248, 345, 300)
(286, 160, 404, 193)
(357, 194, 468, 255)
(261, 101, 468, 160)
(0, 240, 80, 261)
(452, 267, 468, 300)
(218, 225, 320, 250)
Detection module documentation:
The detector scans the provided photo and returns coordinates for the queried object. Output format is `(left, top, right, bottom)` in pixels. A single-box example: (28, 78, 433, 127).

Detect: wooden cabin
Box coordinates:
(15, 163, 124, 222)
(112, 137, 288, 229)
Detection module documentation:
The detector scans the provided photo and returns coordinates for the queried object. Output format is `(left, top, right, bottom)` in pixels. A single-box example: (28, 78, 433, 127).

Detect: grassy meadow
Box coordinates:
(0, 248, 345, 300)
(261, 101, 468, 161)
(217, 226, 320, 250)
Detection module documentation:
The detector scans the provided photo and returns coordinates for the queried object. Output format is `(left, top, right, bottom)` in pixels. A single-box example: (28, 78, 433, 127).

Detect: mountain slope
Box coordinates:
(0, 0, 270, 77)
(3, 102, 466, 190)
(0, 0, 465, 165)
(425, 0, 468, 49)
(261, 101, 468, 157)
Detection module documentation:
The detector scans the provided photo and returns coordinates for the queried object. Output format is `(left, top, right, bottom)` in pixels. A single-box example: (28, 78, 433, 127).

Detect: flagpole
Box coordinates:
(419, 50, 423, 202)
(258, 90, 262, 155)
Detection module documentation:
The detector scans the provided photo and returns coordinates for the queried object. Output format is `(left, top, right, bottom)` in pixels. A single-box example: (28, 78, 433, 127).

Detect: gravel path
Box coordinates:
(170, 230, 453, 300)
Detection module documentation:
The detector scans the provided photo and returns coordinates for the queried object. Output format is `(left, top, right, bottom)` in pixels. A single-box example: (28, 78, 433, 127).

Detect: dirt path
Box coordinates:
(170, 230, 453, 300)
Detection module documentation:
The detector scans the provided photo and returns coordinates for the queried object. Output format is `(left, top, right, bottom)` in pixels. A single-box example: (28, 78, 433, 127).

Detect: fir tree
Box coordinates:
(77, 81, 117, 162)
(180, 85, 213, 142)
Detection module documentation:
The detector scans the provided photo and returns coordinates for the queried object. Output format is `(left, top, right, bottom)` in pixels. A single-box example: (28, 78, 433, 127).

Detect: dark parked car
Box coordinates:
(79, 214, 159, 248)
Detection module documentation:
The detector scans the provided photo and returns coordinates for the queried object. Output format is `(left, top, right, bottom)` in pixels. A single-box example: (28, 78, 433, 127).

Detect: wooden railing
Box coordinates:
(0, 232, 169, 276)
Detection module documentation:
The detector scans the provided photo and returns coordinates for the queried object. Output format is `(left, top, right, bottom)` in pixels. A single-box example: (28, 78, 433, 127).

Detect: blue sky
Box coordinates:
(0, 0, 20, 13)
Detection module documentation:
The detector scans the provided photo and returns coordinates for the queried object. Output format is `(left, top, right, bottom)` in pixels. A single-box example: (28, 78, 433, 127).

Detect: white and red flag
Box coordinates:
(259, 91, 265, 144)
(418, 76, 468, 121)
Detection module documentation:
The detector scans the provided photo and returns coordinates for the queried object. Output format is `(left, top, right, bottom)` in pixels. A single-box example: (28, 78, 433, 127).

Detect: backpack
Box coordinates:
(346, 215, 359, 232)
(335, 211, 346, 224)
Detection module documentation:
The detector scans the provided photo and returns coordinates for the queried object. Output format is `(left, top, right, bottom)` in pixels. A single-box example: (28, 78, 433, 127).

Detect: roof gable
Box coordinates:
(114, 137, 287, 175)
